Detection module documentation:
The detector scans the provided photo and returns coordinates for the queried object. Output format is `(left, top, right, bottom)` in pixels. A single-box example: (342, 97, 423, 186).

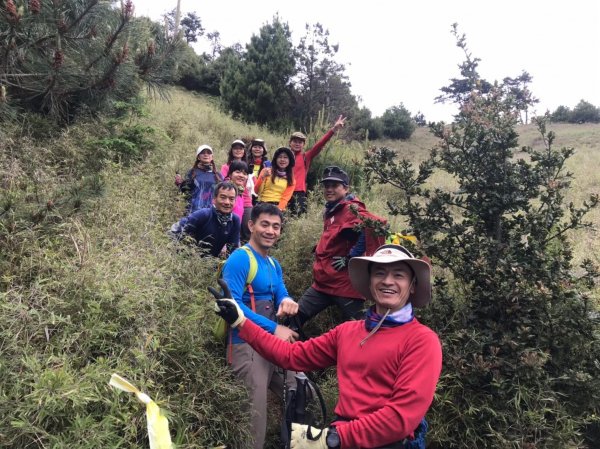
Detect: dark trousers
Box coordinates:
(288, 191, 307, 216)
(295, 286, 365, 328)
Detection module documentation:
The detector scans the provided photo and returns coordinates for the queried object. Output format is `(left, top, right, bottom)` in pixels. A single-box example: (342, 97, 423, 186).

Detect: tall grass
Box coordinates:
(1, 87, 598, 448)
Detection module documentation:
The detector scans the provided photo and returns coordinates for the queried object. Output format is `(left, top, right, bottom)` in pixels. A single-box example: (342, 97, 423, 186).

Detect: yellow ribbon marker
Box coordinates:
(109, 373, 174, 449)
(388, 232, 418, 245)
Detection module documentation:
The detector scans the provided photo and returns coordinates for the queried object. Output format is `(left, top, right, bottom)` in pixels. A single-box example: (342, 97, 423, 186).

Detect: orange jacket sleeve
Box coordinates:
(278, 181, 296, 210)
(254, 168, 267, 194)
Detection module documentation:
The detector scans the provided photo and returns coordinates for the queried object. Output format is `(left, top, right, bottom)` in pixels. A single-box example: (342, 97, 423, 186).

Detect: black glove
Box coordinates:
(208, 279, 245, 327)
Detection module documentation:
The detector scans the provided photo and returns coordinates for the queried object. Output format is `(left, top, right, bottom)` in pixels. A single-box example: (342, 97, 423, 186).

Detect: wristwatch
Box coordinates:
(326, 427, 341, 449)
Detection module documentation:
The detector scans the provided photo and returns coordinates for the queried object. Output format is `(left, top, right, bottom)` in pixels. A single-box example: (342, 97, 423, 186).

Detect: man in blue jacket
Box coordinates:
(170, 181, 240, 257)
(221, 202, 299, 449)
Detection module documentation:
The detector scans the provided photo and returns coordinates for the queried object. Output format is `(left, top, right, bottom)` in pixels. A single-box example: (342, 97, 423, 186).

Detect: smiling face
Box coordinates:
(276, 152, 290, 169)
(369, 261, 415, 314)
(230, 169, 248, 187)
(197, 149, 213, 165)
(231, 144, 245, 160)
(212, 186, 236, 214)
(322, 181, 348, 203)
(289, 137, 305, 153)
(251, 144, 264, 158)
(248, 213, 282, 255)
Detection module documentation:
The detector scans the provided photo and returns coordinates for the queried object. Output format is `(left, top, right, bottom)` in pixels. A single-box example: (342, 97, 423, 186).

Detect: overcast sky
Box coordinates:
(138, 0, 600, 122)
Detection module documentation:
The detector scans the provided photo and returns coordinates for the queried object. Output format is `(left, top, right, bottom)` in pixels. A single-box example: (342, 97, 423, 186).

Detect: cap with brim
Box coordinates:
(251, 138, 265, 147)
(272, 147, 296, 168)
(231, 139, 245, 148)
(196, 144, 213, 156)
(290, 131, 307, 141)
(319, 165, 349, 186)
(348, 244, 432, 308)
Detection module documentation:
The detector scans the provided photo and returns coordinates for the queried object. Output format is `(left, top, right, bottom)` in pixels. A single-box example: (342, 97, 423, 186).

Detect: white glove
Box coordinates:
(290, 423, 328, 449)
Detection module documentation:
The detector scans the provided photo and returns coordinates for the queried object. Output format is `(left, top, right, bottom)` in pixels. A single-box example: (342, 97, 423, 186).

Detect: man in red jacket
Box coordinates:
(295, 166, 386, 328)
(288, 115, 346, 215)
(211, 244, 442, 449)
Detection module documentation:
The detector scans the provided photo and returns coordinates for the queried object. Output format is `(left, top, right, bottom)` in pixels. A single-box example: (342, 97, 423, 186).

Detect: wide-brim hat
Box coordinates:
(272, 146, 295, 168)
(348, 244, 431, 308)
(196, 144, 213, 156)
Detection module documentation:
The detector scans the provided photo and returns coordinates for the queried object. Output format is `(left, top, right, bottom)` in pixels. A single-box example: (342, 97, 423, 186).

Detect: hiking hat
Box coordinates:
(319, 166, 349, 186)
(250, 138, 268, 156)
(196, 144, 213, 156)
(272, 146, 296, 168)
(230, 139, 246, 148)
(290, 131, 307, 141)
(251, 138, 266, 149)
(348, 244, 432, 308)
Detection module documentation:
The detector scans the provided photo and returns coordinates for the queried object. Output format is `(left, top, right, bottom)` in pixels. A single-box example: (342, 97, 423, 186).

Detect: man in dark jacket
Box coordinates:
(170, 181, 240, 257)
(295, 166, 386, 327)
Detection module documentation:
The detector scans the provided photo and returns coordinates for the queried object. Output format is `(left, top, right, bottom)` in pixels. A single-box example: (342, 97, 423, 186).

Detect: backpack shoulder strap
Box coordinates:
(240, 246, 258, 312)
(240, 246, 258, 284)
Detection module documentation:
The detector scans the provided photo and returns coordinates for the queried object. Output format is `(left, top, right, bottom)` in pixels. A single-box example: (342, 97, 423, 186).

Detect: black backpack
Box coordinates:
(280, 372, 327, 449)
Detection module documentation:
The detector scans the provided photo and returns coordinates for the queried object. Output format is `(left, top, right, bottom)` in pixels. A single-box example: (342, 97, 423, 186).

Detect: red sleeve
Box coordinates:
(238, 319, 338, 371)
(336, 330, 442, 449)
(303, 128, 335, 167)
(278, 182, 296, 210)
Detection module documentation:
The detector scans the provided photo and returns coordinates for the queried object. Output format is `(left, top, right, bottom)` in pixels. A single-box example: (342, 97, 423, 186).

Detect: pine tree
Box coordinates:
(293, 23, 355, 129)
(0, 0, 181, 123)
(220, 15, 295, 128)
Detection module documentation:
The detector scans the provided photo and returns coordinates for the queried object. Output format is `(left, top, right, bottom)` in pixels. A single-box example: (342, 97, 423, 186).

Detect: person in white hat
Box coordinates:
(211, 244, 442, 449)
(176, 144, 223, 213)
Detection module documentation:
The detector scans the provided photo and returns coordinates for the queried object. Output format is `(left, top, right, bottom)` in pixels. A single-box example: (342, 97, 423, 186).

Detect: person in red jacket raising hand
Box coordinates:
(288, 115, 346, 215)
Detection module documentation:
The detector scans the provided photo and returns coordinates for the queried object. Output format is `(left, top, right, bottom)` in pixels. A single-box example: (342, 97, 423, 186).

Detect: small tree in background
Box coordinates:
(293, 22, 357, 129)
(549, 101, 599, 124)
(364, 24, 600, 448)
(381, 103, 416, 139)
(220, 15, 295, 128)
(164, 9, 204, 43)
(413, 111, 426, 127)
(550, 105, 572, 123)
(571, 99, 600, 123)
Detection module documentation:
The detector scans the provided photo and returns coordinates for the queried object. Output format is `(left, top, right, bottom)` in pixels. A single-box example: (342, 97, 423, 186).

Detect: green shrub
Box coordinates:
(381, 104, 417, 140)
(365, 28, 600, 448)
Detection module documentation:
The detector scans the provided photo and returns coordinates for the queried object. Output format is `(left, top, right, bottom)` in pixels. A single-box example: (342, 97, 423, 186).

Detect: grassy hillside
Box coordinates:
(1, 87, 599, 448)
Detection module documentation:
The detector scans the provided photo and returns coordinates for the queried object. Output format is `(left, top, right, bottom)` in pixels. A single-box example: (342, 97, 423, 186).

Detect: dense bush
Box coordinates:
(365, 28, 600, 448)
(550, 100, 600, 124)
(571, 100, 600, 123)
